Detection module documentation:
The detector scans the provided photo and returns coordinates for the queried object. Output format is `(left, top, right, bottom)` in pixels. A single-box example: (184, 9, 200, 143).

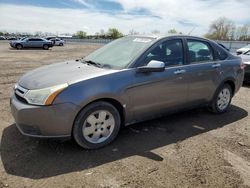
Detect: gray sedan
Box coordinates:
(10, 35, 244, 149)
(9, 37, 53, 50)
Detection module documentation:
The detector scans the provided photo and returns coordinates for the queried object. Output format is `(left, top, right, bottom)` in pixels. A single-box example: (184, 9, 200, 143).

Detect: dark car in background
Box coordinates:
(9, 37, 53, 50)
(240, 50, 250, 82)
(10, 35, 244, 149)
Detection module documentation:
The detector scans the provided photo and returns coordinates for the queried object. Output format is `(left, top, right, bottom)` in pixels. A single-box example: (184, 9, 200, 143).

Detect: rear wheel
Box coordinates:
(16, 44, 23, 50)
(73, 101, 121, 149)
(210, 84, 232, 113)
(59, 43, 63, 46)
(43, 44, 49, 50)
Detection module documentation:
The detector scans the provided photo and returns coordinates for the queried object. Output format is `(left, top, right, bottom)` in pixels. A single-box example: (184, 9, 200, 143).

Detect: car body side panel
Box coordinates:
(126, 67, 188, 122)
(184, 61, 222, 105)
(54, 69, 135, 124)
(219, 59, 244, 93)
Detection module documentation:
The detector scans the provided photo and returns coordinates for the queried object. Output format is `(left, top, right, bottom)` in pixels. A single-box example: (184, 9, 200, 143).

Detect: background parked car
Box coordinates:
(9, 37, 53, 50)
(236, 44, 250, 55)
(7, 37, 18, 40)
(0, 36, 6, 40)
(239, 50, 250, 82)
(50, 38, 65, 46)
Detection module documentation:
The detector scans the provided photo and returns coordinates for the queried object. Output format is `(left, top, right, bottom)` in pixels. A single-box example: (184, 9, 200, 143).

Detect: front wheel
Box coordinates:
(16, 44, 23, 50)
(209, 84, 232, 113)
(43, 44, 49, 50)
(73, 101, 121, 149)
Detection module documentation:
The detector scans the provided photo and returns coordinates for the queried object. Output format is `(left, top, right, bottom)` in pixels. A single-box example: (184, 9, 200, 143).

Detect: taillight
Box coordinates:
(240, 59, 246, 70)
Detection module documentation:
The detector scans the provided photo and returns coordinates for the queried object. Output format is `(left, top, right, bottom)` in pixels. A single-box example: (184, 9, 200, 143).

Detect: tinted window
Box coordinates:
(143, 39, 184, 67)
(28, 38, 42, 41)
(245, 51, 250, 55)
(187, 40, 213, 63)
(214, 45, 228, 60)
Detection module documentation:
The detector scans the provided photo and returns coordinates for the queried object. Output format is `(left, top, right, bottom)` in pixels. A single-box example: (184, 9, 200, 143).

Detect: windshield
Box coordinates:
(245, 50, 250, 55)
(83, 36, 155, 69)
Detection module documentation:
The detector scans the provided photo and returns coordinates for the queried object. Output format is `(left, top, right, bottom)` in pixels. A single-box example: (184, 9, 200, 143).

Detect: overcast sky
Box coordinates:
(0, 0, 249, 36)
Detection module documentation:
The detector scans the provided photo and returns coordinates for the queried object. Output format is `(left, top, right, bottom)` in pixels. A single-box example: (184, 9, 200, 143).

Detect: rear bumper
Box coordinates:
(10, 95, 80, 138)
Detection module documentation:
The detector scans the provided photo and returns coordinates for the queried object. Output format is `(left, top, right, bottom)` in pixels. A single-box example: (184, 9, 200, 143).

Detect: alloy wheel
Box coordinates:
(82, 110, 115, 144)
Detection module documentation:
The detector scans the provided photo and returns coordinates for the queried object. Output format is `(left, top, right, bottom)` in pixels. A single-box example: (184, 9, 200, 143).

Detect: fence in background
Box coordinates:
(65, 38, 113, 44)
(219, 41, 250, 53)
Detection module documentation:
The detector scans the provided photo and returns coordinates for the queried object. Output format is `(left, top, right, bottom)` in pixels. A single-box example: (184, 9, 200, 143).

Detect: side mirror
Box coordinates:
(137, 60, 165, 73)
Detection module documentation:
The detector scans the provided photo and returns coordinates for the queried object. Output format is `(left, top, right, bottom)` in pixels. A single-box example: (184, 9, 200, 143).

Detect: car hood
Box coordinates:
(10, 39, 23, 43)
(237, 48, 250, 52)
(18, 60, 117, 90)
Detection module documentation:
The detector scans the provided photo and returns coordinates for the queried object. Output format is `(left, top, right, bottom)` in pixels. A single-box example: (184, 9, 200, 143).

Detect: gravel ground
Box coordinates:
(0, 41, 250, 188)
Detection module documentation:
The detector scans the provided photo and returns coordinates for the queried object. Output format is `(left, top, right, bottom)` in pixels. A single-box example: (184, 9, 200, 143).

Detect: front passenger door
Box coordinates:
(127, 39, 189, 121)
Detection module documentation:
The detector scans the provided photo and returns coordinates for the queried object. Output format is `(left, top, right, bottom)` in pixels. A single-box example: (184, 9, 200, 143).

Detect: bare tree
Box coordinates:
(236, 25, 250, 41)
(205, 17, 235, 40)
(167, 29, 178, 34)
(151, 30, 160, 34)
(128, 29, 139, 35)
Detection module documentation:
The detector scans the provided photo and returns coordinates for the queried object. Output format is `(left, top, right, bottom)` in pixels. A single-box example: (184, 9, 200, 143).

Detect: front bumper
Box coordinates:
(9, 43, 15, 48)
(10, 94, 80, 138)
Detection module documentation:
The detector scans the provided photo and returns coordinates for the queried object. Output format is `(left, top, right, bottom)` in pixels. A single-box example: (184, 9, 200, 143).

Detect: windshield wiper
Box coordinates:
(82, 59, 102, 68)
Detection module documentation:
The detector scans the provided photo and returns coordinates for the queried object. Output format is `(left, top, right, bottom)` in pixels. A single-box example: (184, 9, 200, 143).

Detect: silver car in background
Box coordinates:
(9, 37, 53, 50)
(50, 38, 65, 46)
(10, 35, 245, 149)
(240, 50, 250, 82)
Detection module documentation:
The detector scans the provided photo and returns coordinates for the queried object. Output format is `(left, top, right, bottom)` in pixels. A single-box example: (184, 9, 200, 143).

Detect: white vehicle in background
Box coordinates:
(236, 44, 250, 55)
(50, 38, 65, 46)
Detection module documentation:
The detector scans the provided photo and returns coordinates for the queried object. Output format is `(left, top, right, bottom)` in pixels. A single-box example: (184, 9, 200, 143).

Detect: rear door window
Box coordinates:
(187, 40, 214, 63)
(214, 46, 228, 60)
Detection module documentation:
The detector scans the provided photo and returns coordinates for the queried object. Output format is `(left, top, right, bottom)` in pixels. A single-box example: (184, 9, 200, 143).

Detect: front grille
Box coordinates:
(15, 93, 28, 104)
(14, 84, 29, 104)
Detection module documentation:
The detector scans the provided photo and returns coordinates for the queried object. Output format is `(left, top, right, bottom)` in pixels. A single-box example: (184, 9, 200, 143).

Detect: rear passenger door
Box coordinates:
(25, 38, 36, 47)
(184, 39, 222, 105)
(33, 38, 44, 47)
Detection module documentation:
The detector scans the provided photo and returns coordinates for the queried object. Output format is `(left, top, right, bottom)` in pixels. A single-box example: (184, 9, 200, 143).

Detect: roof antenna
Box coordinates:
(188, 27, 196, 35)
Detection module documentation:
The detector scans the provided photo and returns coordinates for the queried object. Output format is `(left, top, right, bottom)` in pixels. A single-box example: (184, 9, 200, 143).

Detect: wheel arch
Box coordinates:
(15, 43, 23, 48)
(223, 78, 236, 95)
(72, 97, 126, 135)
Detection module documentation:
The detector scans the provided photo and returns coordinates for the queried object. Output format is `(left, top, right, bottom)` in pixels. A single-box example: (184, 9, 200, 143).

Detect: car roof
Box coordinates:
(128, 34, 213, 42)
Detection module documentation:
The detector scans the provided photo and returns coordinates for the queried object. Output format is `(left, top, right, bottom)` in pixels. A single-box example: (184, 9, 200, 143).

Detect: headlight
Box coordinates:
(24, 83, 68, 105)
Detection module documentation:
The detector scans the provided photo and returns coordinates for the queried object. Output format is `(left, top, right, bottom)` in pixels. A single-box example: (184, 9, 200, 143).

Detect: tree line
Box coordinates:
(205, 17, 250, 41)
(0, 17, 249, 41)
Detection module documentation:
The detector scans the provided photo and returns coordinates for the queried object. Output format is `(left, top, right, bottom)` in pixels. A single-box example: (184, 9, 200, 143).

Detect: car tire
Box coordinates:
(16, 44, 23, 50)
(73, 101, 121, 149)
(209, 83, 232, 113)
(43, 44, 49, 50)
(59, 43, 63, 46)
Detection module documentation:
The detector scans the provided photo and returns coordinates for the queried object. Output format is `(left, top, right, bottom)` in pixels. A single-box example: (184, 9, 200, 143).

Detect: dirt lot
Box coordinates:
(0, 41, 250, 188)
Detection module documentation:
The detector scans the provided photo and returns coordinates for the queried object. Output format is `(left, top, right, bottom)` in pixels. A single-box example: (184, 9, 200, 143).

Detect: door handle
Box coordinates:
(174, 69, 186, 75)
(212, 63, 221, 68)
